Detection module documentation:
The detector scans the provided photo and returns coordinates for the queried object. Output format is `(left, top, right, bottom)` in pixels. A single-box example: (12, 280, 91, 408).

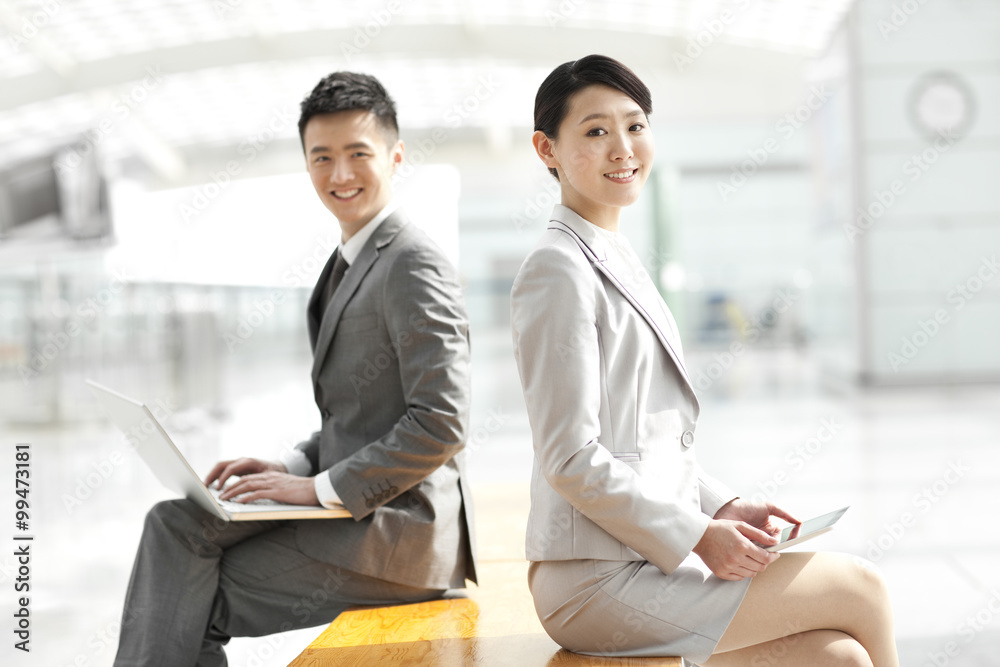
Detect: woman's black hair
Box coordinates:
(298, 71, 399, 149)
(534, 55, 652, 180)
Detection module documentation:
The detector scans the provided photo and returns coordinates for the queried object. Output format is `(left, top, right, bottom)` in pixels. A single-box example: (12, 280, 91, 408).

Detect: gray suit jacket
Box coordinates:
(293, 209, 477, 589)
(511, 205, 736, 577)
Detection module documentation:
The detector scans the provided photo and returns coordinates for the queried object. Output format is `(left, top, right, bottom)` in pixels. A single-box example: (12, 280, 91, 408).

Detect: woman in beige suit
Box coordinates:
(510, 55, 899, 667)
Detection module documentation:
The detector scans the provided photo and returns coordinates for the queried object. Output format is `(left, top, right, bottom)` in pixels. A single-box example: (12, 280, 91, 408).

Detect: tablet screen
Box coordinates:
(768, 506, 849, 551)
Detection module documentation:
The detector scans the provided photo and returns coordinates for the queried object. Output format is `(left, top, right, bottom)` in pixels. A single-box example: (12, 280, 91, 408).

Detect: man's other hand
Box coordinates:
(204, 458, 319, 506)
(204, 457, 286, 490)
(215, 469, 320, 507)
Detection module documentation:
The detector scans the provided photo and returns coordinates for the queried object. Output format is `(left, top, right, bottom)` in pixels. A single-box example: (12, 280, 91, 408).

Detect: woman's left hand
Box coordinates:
(714, 499, 800, 537)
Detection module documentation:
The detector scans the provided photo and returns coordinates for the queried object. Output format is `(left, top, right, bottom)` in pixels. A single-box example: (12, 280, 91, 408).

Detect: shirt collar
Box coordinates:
(550, 204, 608, 262)
(339, 200, 397, 265)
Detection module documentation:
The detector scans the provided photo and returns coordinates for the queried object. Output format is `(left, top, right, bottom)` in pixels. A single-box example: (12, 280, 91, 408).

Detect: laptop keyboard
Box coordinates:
(210, 488, 280, 508)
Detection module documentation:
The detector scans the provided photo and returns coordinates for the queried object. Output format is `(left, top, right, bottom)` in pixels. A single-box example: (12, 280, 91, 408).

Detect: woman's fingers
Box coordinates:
(735, 521, 778, 547)
(767, 503, 802, 526)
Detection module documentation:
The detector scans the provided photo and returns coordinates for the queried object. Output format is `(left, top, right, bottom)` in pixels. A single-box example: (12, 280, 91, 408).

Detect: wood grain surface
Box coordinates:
(288, 483, 683, 666)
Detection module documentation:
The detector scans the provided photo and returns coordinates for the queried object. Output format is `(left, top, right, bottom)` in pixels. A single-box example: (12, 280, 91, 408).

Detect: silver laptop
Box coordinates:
(87, 380, 351, 522)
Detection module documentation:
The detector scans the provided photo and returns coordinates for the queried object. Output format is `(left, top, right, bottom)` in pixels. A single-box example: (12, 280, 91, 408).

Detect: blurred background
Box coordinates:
(1, 0, 999, 665)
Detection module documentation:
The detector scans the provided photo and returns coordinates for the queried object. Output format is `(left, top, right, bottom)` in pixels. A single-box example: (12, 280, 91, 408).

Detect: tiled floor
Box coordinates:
(3, 327, 999, 666)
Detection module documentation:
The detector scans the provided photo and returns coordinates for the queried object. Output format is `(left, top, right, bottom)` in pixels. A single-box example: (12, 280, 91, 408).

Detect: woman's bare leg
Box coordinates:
(703, 552, 898, 667)
(703, 629, 873, 667)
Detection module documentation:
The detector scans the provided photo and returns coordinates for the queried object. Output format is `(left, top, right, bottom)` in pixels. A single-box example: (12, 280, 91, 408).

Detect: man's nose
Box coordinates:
(330, 159, 353, 183)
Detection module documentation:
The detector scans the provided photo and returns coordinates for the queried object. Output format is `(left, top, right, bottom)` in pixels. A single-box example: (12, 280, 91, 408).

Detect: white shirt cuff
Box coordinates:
(280, 449, 312, 477)
(313, 473, 345, 509)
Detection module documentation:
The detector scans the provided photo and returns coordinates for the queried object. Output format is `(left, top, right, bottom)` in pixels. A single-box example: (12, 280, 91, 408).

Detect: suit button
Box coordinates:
(322, 409, 331, 419)
(681, 430, 694, 448)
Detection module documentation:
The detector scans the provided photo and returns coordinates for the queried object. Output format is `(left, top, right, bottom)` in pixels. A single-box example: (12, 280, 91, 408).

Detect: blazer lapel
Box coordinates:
(310, 211, 408, 385)
(548, 208, 699, 400)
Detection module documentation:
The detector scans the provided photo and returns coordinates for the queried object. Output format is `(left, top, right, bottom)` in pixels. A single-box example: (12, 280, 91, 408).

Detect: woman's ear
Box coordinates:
(532, 130, 559, 171)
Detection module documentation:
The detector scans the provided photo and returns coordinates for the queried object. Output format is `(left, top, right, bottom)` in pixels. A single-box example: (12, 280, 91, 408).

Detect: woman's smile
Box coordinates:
(604, 168, 639, 183)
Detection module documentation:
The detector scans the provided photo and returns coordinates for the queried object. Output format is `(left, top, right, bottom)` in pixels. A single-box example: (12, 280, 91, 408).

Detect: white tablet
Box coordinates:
(765, 506, 849, 552)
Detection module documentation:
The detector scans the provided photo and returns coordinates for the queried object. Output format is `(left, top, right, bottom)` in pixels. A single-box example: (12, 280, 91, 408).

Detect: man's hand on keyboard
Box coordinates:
(205, 457, 321, 507)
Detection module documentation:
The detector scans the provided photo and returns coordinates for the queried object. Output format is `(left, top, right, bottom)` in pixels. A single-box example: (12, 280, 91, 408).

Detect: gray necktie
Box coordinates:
(325, 251, 350, 307)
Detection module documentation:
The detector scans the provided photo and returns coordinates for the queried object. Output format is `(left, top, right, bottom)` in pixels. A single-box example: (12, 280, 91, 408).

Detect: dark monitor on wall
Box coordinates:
(0, 153, 60, 237)
(0, 139, 112, 242)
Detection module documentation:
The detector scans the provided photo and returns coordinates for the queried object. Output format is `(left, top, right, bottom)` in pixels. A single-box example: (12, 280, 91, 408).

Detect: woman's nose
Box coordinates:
(609, 133, 633, 161)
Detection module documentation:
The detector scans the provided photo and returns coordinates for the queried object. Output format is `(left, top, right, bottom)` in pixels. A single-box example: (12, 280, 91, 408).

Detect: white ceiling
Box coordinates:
(0, 0, 853, 79)
(0, 0, 855, 178)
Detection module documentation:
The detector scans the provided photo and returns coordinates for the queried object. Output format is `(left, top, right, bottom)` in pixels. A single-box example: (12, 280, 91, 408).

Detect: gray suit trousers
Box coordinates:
(113, 499, 445, 667)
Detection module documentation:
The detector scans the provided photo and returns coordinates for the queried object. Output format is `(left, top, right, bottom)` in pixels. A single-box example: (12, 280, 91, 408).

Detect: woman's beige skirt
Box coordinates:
(529, 556, 752, 665)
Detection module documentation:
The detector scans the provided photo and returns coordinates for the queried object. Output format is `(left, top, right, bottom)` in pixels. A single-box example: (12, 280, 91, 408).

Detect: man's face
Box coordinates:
(303, 110, 403, 238)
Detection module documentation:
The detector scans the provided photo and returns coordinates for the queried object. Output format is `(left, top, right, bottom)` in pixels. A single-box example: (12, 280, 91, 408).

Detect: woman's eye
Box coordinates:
(630, 123, 645, 132)
(587, 128, 607, 137)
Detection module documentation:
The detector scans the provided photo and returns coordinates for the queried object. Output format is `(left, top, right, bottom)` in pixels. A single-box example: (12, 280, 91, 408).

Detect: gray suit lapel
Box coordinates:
(310, 212, 408, 384)
(549, 214, 699, 399)
(307, 250, 337, 350)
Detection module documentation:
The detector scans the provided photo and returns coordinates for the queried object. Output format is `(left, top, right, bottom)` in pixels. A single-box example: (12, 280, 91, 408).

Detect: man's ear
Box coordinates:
(391, 140, 404, 170)
(532, 131, 559, 171)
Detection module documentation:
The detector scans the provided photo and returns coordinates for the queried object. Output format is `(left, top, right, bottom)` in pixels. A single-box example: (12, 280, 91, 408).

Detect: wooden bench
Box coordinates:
(289, 484, 683, 666)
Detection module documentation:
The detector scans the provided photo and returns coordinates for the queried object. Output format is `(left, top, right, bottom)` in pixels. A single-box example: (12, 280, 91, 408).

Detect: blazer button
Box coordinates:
(681, 430, 695, 448)
(322, 409, 331, 420)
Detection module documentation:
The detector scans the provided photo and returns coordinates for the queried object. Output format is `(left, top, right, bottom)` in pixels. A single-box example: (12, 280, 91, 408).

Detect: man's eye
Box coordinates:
(630, 123, 645, 132)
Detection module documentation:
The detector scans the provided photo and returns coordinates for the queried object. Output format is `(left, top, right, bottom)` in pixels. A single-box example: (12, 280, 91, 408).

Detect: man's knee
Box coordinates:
(144, 499, 188, 531)
(146, 498, 199, 531)
(145, 499, 227, 554)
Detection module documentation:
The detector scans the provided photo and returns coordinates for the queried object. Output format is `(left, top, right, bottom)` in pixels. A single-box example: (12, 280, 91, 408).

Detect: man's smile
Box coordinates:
(332, 188, 362, 200)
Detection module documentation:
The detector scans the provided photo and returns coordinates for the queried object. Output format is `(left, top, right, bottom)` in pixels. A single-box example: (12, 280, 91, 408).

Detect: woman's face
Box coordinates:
(534, 84, 654, 230)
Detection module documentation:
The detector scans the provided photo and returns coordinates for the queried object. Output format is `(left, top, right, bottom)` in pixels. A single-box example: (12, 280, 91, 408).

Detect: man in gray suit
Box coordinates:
(114, 71, 476, 666)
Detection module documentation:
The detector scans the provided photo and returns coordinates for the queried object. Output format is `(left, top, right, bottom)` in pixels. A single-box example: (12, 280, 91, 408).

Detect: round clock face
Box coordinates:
(909, 71, 975, 139)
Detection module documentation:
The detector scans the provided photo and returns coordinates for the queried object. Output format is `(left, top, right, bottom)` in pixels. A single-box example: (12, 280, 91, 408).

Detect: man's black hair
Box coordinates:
(298, 71, 399, 148)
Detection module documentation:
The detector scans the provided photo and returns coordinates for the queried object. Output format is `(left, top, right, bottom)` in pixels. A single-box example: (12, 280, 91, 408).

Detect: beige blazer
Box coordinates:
(511, 205, 736, 576)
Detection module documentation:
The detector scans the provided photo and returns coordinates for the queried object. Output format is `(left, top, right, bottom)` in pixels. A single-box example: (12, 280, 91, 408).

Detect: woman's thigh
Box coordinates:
(715, 552, 891, 655)
(702, 629, 873, 667)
